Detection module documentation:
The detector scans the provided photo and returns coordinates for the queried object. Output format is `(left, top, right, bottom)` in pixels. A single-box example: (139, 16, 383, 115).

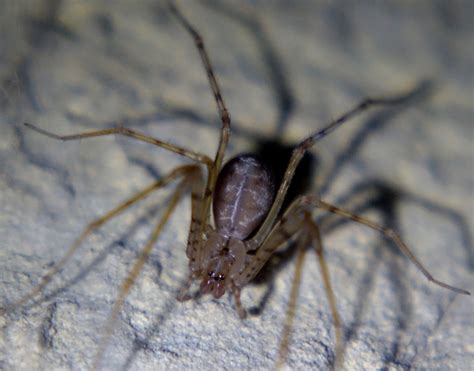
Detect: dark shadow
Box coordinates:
(1, 1, 74, 114)
(24, 0, 76, 45)
(319, 80, 434, 195)
(403, 193, 474, 271)
(202, 0, 295, 139)
(127, 155, 163, 180)
(3, 1, 81, 200)
(14, 125, 76, 197)
(120, 295, 179, 371)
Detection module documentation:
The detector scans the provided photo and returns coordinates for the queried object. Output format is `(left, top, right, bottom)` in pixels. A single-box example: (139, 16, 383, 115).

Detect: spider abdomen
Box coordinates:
(213, 155, 275, 240)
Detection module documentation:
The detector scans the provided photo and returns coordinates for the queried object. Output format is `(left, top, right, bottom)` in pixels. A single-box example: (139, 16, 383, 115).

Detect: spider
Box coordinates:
(2, 1, 470, 369)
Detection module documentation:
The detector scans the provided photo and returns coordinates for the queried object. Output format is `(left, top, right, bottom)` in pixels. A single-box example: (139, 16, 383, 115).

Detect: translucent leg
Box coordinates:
(305, 214, 344, 370)
(92, 172, 194, 370)
(1, 165, 198, 313)
(315, 200, 470, 296)
(167, 1, 231, 234)
(275, 229, 308, 370)
(275, 213, 343, 370)
(24, 123, 212, 166)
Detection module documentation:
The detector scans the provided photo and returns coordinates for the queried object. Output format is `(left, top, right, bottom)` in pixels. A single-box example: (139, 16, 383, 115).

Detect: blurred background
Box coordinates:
(1, 1, 472, 370)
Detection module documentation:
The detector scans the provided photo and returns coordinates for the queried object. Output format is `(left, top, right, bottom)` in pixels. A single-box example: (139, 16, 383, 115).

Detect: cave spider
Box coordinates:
(3, 1, 470, 369)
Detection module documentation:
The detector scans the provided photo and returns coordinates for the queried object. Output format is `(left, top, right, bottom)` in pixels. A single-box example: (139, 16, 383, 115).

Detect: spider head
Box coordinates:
(199, 256, 232, 299)
(200, 269, 227, 298)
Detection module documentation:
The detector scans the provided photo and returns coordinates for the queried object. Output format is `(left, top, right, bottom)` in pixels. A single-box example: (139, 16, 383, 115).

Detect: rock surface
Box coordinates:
(1, 1, 473, 370)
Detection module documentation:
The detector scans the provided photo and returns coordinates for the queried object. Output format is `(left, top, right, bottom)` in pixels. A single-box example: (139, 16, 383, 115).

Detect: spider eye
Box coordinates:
(218, 274, 225, 281)
(208, 271, 214, 277)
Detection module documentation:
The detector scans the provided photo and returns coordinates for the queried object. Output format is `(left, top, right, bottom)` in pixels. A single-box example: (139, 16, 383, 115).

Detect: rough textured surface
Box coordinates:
(1, 1, 473, 370)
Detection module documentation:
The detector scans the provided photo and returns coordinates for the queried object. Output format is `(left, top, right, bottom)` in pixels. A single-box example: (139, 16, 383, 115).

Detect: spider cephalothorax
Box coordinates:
(198, 233, 245, 299)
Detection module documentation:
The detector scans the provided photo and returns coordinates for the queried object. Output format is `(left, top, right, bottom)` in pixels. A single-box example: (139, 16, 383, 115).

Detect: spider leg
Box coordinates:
(1, 165, 199, 314)
(92, 169, 196, 370)
(314, 199, 471, 295)
(275, 226, 309, 371)
(230, 283, 246, 319)
(245, 189, 470, 369)
(24, 123, 213, 167)
(242, 198, 343, 370)
(274, 216, 345, 371)
(178, 166, 208, 301)
(168, 1, 231, 230)
(252, 91, 415, 246)
(303, 213, 344, 371)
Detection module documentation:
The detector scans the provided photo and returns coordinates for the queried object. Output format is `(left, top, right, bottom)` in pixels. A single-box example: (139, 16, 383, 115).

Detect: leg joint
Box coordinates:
(384, 228, 398, 240)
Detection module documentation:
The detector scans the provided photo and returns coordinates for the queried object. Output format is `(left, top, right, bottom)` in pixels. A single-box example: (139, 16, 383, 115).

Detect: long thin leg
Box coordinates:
(184, 165, 206, 270)
(92, 174, 191, 370)
(178, 165, 207, 300)
(253, 91, 415, 246)
(1, 165, 199, 313)
(314, 199, 471, 296)
(230, 283, 246, 319)
(275, 230, 308, 371)
(245, 203, 343, 370)
(305, 214, 344, 371)
(24, 123, 213, 167)
(168, 1, 231, 236)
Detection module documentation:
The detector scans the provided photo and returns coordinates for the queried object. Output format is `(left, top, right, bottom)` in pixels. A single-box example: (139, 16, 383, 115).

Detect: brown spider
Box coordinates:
(3, 1, 470, 369)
